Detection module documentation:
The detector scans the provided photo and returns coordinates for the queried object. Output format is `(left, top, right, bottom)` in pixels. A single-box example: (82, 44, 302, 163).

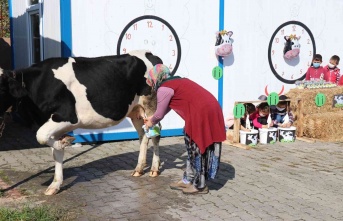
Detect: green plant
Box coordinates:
(0, 205, 64, 221)
(0, 0, 10, 38)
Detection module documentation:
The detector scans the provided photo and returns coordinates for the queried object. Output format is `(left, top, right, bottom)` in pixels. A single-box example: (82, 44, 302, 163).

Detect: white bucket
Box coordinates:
(239, 129, 258, 146)
(278, 126, 296, 142)
(259, 127, 278, 144)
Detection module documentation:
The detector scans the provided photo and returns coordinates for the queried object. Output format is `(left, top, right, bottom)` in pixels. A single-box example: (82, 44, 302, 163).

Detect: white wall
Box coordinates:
(42, 0, 61, 59)
(11, 0, 30, 68)
(222, 0, 343, 118)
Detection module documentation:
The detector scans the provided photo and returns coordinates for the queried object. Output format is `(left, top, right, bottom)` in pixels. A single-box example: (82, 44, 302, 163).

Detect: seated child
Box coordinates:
(305, 54, 325, 81)
(324, 55, 340, 84)
(226, 103, 256, 131)
(239, 103, 256, 131)
(270, 95, 294, 128)
(250, 102, 273, 129)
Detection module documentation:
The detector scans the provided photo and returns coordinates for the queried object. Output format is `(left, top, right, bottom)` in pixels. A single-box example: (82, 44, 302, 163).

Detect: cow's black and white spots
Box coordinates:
(283, 35, 301, 60)
(0, 50, 163, 195)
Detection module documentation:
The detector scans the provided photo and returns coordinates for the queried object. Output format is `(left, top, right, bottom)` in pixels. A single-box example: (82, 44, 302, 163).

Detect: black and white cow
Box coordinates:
(283, 35, 301, 60)
(0, 50, 163, 195)
(215, 30, 233, 57)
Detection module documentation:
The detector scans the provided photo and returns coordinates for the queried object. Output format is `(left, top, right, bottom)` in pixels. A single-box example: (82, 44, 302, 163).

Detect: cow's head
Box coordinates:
(283, 34, 301, 60)
(0, 69, 28, 133)
(215, 30, 233, 57)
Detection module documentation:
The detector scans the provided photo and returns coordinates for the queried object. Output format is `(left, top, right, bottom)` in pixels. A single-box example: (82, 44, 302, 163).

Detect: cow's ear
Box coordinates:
(284, 36, 289, 40)
(8, 78, 28, 98)
(297, 36, 301, 40)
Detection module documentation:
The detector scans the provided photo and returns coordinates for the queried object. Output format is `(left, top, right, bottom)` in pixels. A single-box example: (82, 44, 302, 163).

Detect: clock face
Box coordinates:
(268, 21, 316, 84)
(117, 15, 181, 76)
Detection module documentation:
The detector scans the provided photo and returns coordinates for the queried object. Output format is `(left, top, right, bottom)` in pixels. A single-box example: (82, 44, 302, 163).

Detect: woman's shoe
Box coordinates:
(169, 180, 192, 190)
(182, 185, 209, 194)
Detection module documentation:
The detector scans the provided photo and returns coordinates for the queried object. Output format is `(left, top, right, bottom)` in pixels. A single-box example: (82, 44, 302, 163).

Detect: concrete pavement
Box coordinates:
(0, 120, 343, 220)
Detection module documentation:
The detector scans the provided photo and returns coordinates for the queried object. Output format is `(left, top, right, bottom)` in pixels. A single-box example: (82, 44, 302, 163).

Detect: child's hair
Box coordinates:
(257, 102, 269, 111)
(245, 103, 256, 114)
(331, 55, 340, 65)
(313, 54, 322, 62)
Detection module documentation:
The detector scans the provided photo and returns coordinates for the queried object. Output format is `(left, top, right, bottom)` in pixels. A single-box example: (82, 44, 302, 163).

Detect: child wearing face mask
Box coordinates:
(324, 55, 340, 84)
(270, 95, 294, 128)
(305, 54, 325, 81)
(250, 102, 273, 129)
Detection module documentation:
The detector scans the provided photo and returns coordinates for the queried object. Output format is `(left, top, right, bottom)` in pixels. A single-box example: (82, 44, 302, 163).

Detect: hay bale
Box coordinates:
(286, 87, 343, 115)
(226, 129, 234, 141)
(295, 112, 343, 141)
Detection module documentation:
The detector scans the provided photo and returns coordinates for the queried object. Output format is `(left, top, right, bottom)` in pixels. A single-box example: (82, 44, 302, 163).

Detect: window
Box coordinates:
(29, 11, 40, 64)
(27, 1, 42, 65)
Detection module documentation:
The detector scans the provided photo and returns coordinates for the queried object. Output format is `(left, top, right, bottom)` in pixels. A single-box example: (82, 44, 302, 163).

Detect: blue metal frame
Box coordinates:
(60, 0, 72, 57)
(218, 0, 224, 108)
(8, 0, 14, 69)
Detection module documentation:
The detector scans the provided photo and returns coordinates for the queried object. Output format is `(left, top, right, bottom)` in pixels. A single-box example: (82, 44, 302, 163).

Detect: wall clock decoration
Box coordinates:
(117, 15, 182, 76)
(268, 21, 316, 84)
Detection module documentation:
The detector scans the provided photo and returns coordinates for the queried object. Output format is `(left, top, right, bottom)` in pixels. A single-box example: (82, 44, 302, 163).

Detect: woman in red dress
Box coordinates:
(144, 64, 226, 194)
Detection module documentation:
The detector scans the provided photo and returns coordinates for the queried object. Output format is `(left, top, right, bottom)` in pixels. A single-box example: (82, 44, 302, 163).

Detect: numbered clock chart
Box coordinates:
(268, 21, 316, 84)
(117, 15, 182, 76)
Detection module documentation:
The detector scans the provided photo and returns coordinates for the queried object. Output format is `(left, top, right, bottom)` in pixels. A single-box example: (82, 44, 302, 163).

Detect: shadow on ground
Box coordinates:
(1, 120, 235, 195)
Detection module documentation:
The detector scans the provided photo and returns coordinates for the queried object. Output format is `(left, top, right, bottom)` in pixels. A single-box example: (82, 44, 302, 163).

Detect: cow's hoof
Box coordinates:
(131, 171, 144, 177)
(149, 171, 159, 177)
(44, 187, 59, 195)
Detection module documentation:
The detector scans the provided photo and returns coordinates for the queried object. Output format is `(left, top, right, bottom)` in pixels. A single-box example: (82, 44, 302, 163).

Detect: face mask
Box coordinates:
(276, 106, 285, 111)
(328, 63, 336, 69)
(313, 63, 320, 68)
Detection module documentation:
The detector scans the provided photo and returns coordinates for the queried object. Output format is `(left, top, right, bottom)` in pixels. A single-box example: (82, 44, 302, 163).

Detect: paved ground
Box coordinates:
(0, 120, 343, 221)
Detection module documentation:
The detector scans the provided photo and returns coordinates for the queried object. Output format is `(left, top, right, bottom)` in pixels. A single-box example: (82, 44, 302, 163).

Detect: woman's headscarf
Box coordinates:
(146, 64, 171, 91)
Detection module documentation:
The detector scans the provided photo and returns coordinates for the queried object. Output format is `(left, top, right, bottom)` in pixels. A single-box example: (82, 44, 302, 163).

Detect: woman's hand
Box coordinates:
(144, 116, 153, 128)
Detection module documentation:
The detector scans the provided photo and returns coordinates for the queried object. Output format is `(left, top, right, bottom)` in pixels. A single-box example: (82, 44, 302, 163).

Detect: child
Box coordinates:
(305, 54, 325, 81)
(226, 103, 256, 131)
(250, 102, 273, 129)
(239, 103, 256, 131)
(270, 95, 294, 128)
(324, 55, 340, 84)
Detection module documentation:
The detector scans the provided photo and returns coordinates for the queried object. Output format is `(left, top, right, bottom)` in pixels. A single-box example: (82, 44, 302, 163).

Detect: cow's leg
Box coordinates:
(131, 117, 149, 176)
(45, 147, 64, 195)
(149, 135, 160, 177)
(36, 119, 75, 150)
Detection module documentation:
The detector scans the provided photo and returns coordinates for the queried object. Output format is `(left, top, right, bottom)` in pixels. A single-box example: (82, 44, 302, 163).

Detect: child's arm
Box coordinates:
(252, 117, 263, 129)
(240, 125, 251, 131)
(305, 67, 311, 80)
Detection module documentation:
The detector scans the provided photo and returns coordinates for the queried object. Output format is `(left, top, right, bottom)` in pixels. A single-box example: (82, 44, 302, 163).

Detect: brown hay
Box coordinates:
(226, 129, 234, 141)
(297, 112, 343, 141)
(286, 87, 343, 114)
